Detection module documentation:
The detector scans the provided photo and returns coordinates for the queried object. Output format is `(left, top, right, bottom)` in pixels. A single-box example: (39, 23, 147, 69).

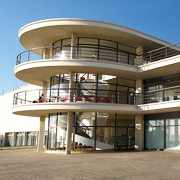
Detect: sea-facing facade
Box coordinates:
(6, 18, 180, 153)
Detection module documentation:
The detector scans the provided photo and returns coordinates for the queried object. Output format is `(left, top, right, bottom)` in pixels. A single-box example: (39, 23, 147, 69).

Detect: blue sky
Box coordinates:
(0, 0, 180, 94)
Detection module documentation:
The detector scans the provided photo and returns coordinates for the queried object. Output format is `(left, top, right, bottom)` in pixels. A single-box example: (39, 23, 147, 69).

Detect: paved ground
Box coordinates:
(0, 149, 180, 180)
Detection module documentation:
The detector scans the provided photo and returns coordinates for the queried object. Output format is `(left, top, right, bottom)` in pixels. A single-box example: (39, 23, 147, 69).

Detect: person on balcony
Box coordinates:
(33, 94, 45, 103)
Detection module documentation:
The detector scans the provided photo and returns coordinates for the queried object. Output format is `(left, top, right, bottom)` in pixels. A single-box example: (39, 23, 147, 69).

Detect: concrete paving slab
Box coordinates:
(0, 149, 180, 180)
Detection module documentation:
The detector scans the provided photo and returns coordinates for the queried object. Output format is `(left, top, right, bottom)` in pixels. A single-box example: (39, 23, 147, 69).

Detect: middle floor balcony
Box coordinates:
(12, 87, 140, 116)
(12, 86, 180, 116)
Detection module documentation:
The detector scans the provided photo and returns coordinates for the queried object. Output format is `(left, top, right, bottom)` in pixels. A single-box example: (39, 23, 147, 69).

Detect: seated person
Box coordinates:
(33, 94, 45, 103)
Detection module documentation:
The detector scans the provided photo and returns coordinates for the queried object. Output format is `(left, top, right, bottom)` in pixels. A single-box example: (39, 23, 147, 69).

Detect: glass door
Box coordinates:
(116, 127, 127, 150)
(115, 127, 135, 150)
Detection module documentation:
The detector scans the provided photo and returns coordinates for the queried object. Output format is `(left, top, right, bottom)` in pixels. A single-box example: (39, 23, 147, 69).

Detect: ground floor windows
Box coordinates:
(27, 132, 38, 146)
(4, 131, 38, 147)
(145, 112, 180, 150)
(5, 133, 14, 146)
(47, 112, 135, 151)
(16, 132, 24, 146)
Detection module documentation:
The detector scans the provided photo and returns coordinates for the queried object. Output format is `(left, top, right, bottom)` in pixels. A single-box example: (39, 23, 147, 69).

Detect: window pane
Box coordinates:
(96, 127, 115, 150)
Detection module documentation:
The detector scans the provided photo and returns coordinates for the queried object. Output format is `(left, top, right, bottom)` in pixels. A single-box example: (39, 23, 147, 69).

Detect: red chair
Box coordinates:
(75, 96, 82, 102)
(39, 98, 45, 103)
(75, 142, 78, 149)
(94, 97, 102, 102)
(104, 97, 111, 103)
(60, 97, 68, 102)
(85, 96, 92, 102)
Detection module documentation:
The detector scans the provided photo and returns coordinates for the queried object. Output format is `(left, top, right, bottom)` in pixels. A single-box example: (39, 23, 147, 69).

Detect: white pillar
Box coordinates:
(136, 46, 144, 65)
(37, 115, 46, 152)
(135, 115, 144, 151)
(43, 48, 50, 59)
(42, 81, 48, 100)
(69, 72, 75, 102)
(70, 33, 76, 59)
(66, 112, 73, 154)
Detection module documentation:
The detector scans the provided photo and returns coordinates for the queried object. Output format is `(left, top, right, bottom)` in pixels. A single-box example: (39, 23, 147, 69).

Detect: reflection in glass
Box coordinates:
(16, 132, 24, 146)
(96, 127, 115, 150)
(27, 132, 37, 146)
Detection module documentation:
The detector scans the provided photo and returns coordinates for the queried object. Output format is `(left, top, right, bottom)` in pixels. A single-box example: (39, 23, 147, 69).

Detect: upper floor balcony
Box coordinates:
(16, 45, 140, 66)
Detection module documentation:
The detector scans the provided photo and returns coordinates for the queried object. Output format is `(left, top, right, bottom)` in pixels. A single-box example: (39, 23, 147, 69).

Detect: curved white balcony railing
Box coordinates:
(13, 88, 141, 106)
(16, 45, 141, 66)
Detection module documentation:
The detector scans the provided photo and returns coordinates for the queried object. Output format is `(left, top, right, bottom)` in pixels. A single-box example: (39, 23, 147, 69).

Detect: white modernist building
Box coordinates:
(2, 18, 180, 154)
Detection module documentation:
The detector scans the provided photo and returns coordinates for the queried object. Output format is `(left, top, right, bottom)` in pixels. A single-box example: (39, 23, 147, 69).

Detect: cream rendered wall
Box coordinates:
(0, 84, 48, 136)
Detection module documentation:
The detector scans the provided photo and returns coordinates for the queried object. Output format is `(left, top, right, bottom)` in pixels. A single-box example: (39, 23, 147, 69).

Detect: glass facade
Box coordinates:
(50, 73, 136, 105)
(5, 133, 13, 146)
(144, 73, 180, 104)
(48, 113, 68, 150)
(47, 112, 135, 151)
(16, 132, 24, 146)
(52, 37, 137, 65)
(145, 112, 180, 150)
(27, 132, 37, 146)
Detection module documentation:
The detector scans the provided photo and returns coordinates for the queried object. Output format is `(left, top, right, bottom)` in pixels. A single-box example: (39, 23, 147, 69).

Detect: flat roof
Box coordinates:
(19, 18, 172, 51)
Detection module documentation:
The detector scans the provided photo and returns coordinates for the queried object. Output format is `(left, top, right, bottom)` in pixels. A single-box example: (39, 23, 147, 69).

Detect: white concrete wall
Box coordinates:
(0, 84, 48, 138)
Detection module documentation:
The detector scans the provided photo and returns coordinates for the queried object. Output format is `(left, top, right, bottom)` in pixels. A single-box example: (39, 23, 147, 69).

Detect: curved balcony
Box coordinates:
(13, 88, 140, 106)
(16, 45, 140, 66)
(12, 88, 140, 116)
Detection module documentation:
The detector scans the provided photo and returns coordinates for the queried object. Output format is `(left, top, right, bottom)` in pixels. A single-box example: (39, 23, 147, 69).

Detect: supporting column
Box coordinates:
(135, 115, 144, 150)
(43, 48, 50, 59)
(70, 33, 76, 59)
(37, 115, 46, 152)
(66, 112, 73, 154)
(42, 81, 48, 100)
(69, 72, 75, 102)
(136, 46, 144, 65)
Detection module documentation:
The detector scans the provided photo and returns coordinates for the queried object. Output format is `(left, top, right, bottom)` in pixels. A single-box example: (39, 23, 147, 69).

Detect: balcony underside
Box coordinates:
(12, 100, 180, 117)
(15, 59, 138, 86)
(15, 55, 180, 85)
(11, 103, 137, 117)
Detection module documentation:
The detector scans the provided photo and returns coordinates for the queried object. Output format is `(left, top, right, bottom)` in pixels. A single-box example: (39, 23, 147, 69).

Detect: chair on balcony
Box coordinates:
(85, 96, 92, 102)
(94, 97, 102, 102)
(60, 97, 68, 102)
(169, 96, 174, 101)
(177, 95, 180, 100)
(38, 94, 45, 103)
(75, 96, 82, 102)
(104, 97, 111, 103)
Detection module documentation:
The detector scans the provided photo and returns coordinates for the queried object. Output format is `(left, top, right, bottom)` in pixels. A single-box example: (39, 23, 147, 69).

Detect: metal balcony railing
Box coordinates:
(16, 45, 140, 66)
(143, 42, 180, 63)
(13, 88, 140, 106)
(143, 85, 180, 104)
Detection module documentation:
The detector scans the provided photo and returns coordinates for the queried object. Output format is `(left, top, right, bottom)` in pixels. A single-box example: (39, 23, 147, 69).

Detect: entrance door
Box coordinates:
(116, 127, 135, 150)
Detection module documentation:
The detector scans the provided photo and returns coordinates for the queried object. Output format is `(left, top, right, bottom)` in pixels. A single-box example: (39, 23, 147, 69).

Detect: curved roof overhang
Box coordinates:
(19, 18, 171, 51)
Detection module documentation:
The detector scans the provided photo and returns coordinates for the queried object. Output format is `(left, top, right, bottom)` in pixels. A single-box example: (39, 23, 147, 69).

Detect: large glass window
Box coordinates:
(16, 132, 24, 146)
(73, 112, 135, 151)
(145, 120, 164, 149)
(47, 112, 135, 151)
(50, 73, 136, 105)
(5, 133, 13, 146)
(48, 113, 69, 150)
(145, 112, 180, 150)
(52, 37, 137, 64)
(144, 73, 180, 103)
(27, 132, 37, 146)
